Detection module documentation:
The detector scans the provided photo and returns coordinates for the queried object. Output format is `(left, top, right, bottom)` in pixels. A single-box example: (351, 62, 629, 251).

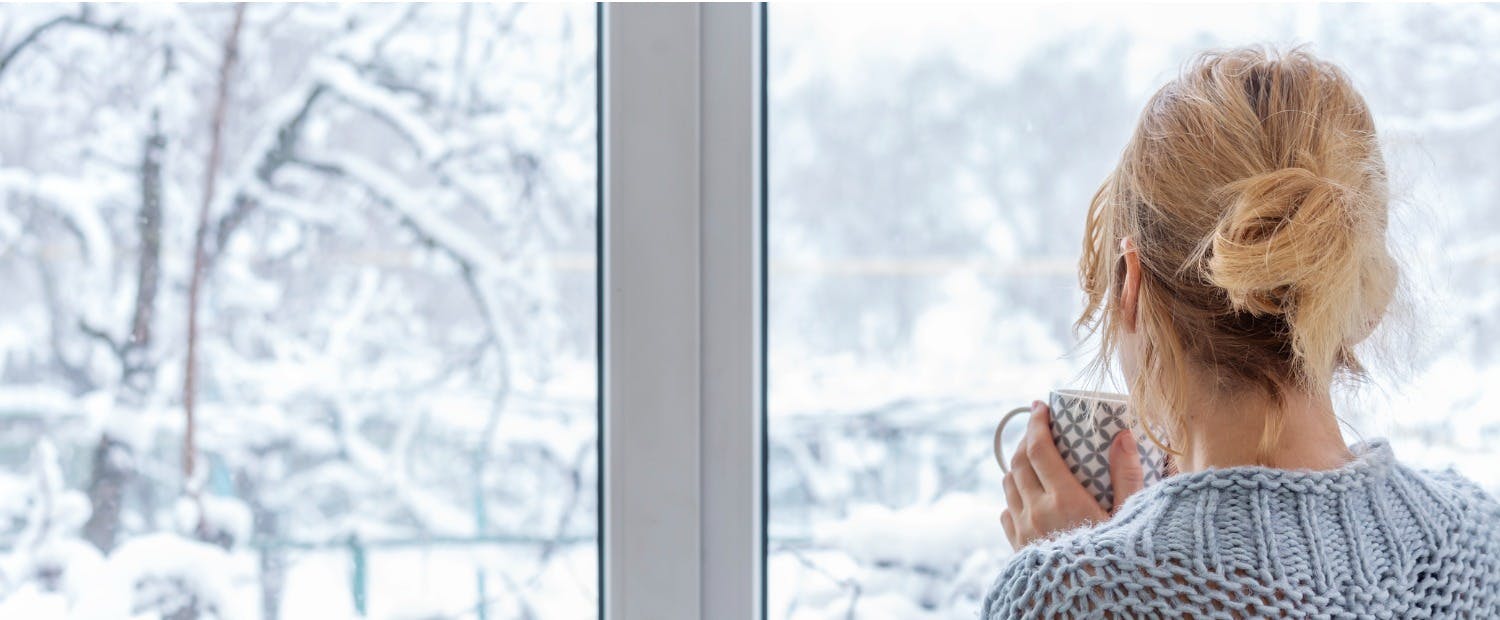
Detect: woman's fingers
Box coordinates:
(1011, 449, 1044, 497)
(1000, 510, 1018, 548)
(998, 399, 1131, 547)
(1023, 402, 1074, 488)
(1109, 429, 1145, 511)
(1003, 469, 1024, 512)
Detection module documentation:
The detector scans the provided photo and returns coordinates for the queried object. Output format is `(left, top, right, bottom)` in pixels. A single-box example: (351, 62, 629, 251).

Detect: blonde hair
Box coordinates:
(1077, 45, 1398, 459)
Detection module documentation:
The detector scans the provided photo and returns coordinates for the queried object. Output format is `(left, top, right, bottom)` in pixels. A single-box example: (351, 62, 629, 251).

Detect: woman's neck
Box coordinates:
(1174, 386, 1353, 473)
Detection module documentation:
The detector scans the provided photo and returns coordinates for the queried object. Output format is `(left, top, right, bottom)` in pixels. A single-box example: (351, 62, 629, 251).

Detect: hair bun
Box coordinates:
(1207, 167, 1348, 314)
(1206, 166, 1393, 383)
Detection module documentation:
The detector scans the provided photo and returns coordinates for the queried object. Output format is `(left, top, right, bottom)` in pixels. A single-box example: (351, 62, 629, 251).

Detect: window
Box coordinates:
(766, 4, 1500, 617)
(5, 4, 1497, 619)
(0, 4, 595, 617)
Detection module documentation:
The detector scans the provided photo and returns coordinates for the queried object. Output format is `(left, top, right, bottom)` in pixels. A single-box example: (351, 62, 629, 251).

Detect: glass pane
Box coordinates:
(0, 4, 596, 618)
(767, 4, 1500, 617)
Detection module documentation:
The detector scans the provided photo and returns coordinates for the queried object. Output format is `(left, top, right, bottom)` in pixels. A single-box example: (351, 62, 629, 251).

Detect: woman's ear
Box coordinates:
(1119, 237, 1142, 334)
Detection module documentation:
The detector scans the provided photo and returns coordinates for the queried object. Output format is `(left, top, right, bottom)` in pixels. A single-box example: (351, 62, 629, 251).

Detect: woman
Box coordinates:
(984, 46, 1500, 618)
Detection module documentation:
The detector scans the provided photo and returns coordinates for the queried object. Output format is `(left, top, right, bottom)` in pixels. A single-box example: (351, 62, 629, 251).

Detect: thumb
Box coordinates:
(1109, 429, 1144, 511)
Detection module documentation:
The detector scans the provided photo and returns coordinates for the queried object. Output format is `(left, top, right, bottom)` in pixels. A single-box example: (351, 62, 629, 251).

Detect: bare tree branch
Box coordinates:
(184, 2, 246, 491)
(77, 318, 125, 362)
(130, 110, 164, 354)
(80, 38, 174, 556)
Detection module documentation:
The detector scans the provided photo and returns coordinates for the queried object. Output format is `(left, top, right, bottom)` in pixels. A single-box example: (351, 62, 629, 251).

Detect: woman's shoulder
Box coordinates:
(981, 440, 1500, 618)
(1415, 464, 1498, 507)
(1404, 462, 1500, 534)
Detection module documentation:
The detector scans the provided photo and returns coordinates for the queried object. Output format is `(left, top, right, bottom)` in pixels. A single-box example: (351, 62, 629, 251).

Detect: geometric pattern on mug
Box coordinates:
(1050, 394, 1168, 511)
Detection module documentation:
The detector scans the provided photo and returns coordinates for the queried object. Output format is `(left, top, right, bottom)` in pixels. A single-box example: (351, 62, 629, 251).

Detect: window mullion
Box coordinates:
(602, 3, 763, 619)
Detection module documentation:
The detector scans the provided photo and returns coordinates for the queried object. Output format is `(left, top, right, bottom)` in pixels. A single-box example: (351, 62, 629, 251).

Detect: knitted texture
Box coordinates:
(981, 440, 1500, 618)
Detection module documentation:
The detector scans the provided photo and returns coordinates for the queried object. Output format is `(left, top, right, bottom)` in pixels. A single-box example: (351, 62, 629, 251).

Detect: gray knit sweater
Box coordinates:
(982, 440, 1500, 618)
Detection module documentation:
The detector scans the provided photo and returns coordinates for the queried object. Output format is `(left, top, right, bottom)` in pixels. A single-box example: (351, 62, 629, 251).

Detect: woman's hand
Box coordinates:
(1000, 401, 1145, 550)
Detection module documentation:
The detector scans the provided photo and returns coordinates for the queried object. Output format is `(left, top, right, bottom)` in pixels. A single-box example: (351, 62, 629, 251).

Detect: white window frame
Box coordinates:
(601, 4, 764, 619)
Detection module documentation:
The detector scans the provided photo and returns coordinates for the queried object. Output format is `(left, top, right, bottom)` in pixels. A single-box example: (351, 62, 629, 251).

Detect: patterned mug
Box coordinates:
(994, 389, 1168, 511)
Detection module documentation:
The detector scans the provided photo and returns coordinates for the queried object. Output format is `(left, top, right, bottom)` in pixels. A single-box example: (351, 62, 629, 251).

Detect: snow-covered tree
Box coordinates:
(1, 4, 596, 617)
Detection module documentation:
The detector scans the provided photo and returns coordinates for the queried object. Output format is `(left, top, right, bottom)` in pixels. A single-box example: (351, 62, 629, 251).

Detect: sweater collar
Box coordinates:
(1116, 439, 1397, 513)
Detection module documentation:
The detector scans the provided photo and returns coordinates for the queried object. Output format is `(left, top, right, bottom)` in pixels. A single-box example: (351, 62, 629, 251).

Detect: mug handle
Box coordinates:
(993, 406, 1036, 473)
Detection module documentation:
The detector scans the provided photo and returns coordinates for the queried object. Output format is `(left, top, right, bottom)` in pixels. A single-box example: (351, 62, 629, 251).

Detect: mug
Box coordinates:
(994, 389, 1168, 511)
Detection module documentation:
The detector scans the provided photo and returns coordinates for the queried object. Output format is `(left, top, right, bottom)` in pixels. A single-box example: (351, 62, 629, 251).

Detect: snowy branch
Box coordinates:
(0, 7, 130, 79)
(290, 153, 518, 422)
(314, 59, 447, 162)
(207, 83, 327, 267)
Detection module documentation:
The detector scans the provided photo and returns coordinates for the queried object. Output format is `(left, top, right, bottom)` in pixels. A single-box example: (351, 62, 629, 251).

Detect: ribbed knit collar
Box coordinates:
(1117, 439, 1397, 516)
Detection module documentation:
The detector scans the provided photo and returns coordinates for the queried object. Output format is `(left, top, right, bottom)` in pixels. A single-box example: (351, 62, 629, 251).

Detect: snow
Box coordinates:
(0, 168, 118, 281)
(175, 495, 254, 547)
(0, 386, 80, 421)
(0, 584, 67, 620)
(103, 534, 256, 620)
(816, 493, 1002, 569)
(312, 59, 448, 163)
(1, 3, 1498, 619)
(1, 3, 596, 618)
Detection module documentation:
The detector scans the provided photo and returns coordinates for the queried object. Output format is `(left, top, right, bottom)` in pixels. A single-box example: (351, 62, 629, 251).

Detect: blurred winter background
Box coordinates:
(3, 3, 1499, 620)
(766, 3, 1500, 618)
(0, 3, 595, 618)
